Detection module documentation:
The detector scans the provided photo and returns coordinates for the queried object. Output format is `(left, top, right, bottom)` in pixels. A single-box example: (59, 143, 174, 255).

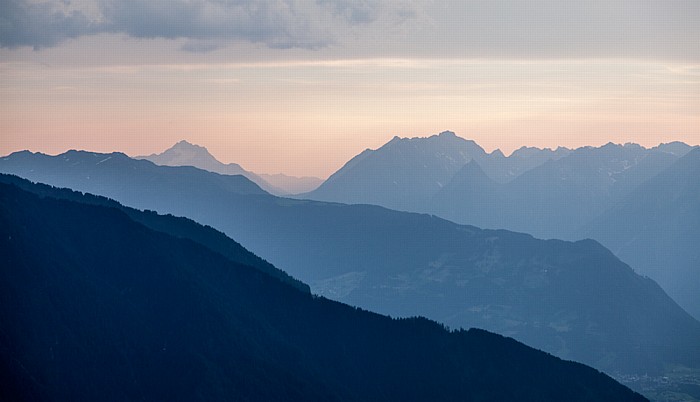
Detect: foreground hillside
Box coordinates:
(0, 180, 645, 401)
(0, 173, 308, 293)
(1, 152, 699, 378)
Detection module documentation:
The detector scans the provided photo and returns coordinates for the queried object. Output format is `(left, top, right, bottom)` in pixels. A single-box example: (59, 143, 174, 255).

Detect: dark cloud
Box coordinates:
(99, 0, 326, 48)
(179, 40, 227, 53)
(317, 0, 381, 24)
(0, 0, 698, 61)
(0, 0, 386, 51)
(0, 0, 99, 49)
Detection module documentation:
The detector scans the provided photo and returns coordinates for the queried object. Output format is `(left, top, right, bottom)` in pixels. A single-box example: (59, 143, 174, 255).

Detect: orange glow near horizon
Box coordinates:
(2, 59, 699, 178)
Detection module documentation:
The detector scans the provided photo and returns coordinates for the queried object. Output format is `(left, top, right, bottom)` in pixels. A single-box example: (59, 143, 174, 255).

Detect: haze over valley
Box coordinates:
(2, 135, 700, 401)
(2, 0, 699, 401)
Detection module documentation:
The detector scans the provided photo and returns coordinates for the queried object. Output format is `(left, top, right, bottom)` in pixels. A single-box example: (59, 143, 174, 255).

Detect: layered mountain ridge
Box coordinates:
(2, 151, 698, 381)
(137, 140, 322, 195)
(582, 147, 700, 319)
(299, 132, 699, 319)
(2, 177, 646, 401)
(303, 131, 572, 212)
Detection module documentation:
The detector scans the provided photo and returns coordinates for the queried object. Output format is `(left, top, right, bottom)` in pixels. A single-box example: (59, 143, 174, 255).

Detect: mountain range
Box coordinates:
(137, 140, 322, 195)
(582, 147, 700, 320)
(2, 149, 699, 383)
(300, 132, 698, 319)
(2, 176, 647, 401)
(431, 141, 690, 239)
(302, 131, 571, 212)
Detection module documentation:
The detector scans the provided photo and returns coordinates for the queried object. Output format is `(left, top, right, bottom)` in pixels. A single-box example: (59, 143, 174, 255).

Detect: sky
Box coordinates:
(1, 0, 699, 178)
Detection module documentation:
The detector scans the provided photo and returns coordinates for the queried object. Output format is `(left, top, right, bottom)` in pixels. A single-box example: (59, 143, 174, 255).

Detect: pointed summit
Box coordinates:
(490, 149, 505, 158)
(138, 140, 255, 185)
(157, 140, 217, 164)
(443, 159, 495, 191)
(173, 139, 205, 150)
(137, 140, 226, 170)
(459, 159, 489, 177)
(306, 131, 489, 211)
(137, 141, 291, 196)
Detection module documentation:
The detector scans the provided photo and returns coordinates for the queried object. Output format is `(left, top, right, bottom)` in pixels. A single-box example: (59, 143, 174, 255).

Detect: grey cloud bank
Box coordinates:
(1, 0, 393, 51)
(0, 0, 100, 49)
(1, 0, 699, 60)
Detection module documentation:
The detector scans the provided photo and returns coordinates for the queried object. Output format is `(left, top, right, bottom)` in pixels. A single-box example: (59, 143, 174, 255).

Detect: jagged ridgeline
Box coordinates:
(301, 132, 700, 321)
(0, 176, 645, 401)
(1, 152, 698, 380)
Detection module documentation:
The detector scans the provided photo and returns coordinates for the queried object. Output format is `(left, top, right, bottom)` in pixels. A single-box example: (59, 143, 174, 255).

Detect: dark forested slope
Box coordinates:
(0, 181, 645, 401)
(2, 152, 699, 377)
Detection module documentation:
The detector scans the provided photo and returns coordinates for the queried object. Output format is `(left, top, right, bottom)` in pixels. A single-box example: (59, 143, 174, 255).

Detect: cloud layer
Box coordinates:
(1, 0, 699, 60)
(0, 0, 397, 51)
(0, 0, 100, 49)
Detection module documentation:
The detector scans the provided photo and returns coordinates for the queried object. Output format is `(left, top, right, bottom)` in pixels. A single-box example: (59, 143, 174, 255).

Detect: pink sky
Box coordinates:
(1, 1, 699, 178)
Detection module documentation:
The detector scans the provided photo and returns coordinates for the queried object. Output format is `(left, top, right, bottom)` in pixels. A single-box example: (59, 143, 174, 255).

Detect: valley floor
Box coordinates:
(616, 367, 700, 402)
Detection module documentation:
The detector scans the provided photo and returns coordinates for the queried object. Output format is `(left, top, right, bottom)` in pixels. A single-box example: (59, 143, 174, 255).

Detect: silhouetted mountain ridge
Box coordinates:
(0, 173, 308, 293)
(303, 134, 691, 242)
(0, 149, 267, 204)
(0, 180, 646, 401)
(1, 150, 698, 379)
(431, 141, 687, 239)
(304, 131, 567, 212)
(138, 141, 320, 195)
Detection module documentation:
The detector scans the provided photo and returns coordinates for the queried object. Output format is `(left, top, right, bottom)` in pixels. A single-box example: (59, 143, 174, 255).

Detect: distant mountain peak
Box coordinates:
(387, 131, 470, 142)
(491, 149, 505, 158)
(173, 139, 204, 149)
(450, 159, 493, 186)
(166, 140, 214, 157)
(138, 141, 300, 195)
(144, 140, 232, 168)
(654, 141, 694, 156)
(463, 158, 484, 169)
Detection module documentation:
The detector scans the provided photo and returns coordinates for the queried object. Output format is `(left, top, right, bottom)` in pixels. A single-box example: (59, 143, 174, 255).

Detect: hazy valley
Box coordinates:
(3, 1, 699, 400)
(3, 134, 700, 400)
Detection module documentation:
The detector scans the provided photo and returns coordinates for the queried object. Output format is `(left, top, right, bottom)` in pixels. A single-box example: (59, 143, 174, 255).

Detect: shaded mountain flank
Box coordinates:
(0, 173, 307, 293)
(302, 131, 571, 212)
(582, 147, 700, 320)
(1, 152, 699, 382)
(297, 133, 698, 320)
(0, 180, 646, 402)
(431, 141, 691, 240)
